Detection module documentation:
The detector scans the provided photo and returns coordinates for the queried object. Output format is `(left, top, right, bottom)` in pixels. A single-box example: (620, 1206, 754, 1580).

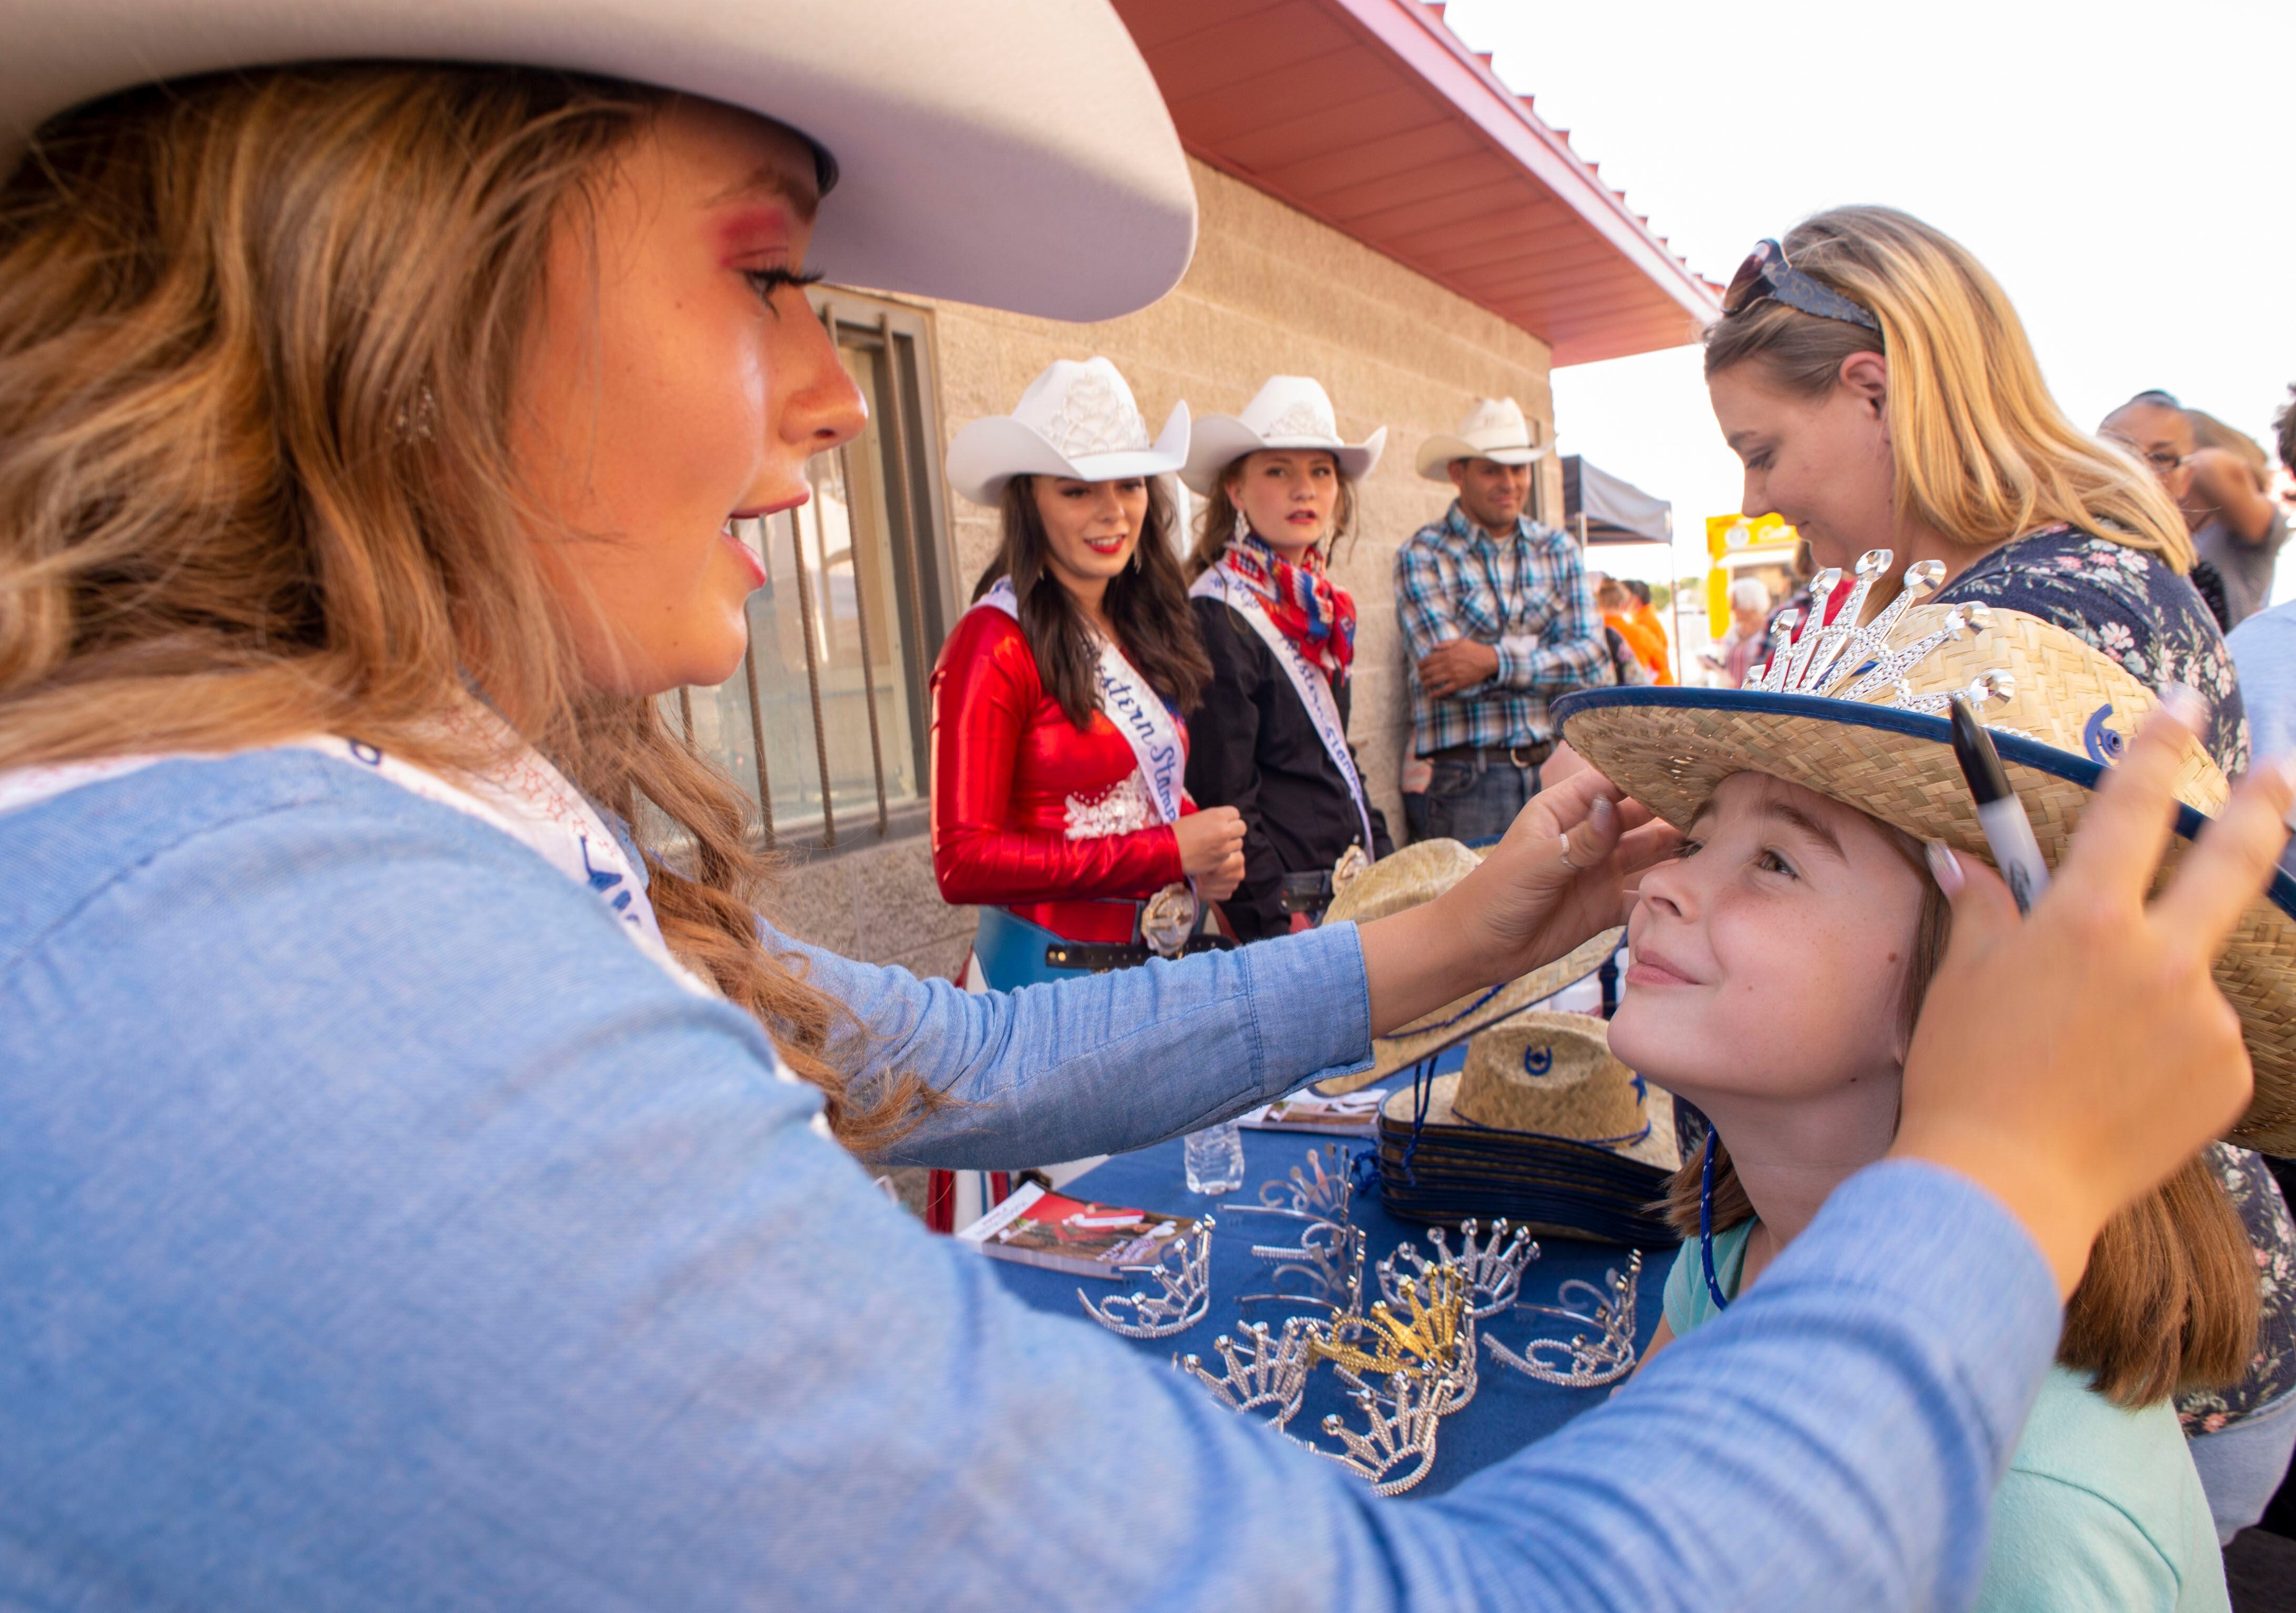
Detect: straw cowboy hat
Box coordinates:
(1180, 376, 1386, 495)
(1414, 397, 1551, 482)
(0, 0, 1195, 324)
(1311, 838, 1623, 1095)
(1375, 1011, 1679, 1242)
(1554, 548, 2296, 1154)
(944, 357, 1190, 507)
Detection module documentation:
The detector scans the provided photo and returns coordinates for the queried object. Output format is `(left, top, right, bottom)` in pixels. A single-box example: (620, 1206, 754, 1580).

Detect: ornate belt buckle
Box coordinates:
(1140, 882, 1198, 959)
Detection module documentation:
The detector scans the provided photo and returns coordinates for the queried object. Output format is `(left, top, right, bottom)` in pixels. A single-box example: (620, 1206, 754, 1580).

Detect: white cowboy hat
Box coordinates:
(1414, 397, 1551, 482)
(944, 357, 1190, 507)
(1179, 376, 1387, 495)
(0, 0, 1195, 324)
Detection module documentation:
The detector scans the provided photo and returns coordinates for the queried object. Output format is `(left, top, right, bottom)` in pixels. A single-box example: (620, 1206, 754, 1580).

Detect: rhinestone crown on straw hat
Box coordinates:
(1553, 548, 2296, 1152)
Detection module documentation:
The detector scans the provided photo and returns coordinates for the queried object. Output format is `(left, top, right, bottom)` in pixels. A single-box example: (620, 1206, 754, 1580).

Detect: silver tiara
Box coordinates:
(1173, 1152, 1662, 1493)
(1483, 1253, 1644, 1388)
(1745, 548, 2013, 717)
(1377, 1219, 1539, 1320)
(1076, 1216, 1214, 1339)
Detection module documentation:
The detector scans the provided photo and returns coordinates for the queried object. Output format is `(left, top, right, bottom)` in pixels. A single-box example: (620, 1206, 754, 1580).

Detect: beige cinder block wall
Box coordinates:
(773, 159, 1560, 981)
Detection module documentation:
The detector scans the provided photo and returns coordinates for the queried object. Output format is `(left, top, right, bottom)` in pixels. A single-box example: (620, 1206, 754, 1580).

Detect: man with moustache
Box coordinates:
(1395, 397, 1607, 840)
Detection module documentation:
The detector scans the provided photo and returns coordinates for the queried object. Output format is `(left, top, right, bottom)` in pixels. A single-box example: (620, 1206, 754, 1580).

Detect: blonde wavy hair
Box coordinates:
(0, 65, 928, 1151)
(1704, 206, 2194, 573)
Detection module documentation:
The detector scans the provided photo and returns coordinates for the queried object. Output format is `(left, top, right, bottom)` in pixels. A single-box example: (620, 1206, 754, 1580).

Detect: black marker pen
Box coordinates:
(1948, 694, 2050, 916)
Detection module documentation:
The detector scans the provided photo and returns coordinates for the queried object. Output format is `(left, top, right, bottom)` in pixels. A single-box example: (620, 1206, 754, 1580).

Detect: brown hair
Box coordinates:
(1182, 451, 1359, 582)
(2275, 385, 2296, 479)
(2188, 409, 2273, 492)
(1663, 797, 2257, 1407)
(973, 475, 1210, 729)
(0, 65, 931, 1152)
(1704, 207, 2194, 573)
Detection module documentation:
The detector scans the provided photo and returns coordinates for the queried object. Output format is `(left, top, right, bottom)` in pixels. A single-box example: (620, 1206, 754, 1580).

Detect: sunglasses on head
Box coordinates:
(1721, 239, 1880, 331)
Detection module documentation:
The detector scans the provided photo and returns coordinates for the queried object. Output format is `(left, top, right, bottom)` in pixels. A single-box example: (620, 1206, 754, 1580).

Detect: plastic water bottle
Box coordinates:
(1183, 1117, 1246, 1196)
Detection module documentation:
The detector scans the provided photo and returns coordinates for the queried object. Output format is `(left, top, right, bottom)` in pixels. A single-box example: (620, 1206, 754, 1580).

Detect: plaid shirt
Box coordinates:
(1393, 501, 1608, 755)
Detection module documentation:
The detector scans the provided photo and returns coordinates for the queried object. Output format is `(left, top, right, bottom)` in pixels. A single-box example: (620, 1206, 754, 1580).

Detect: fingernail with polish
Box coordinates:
(1924, 840, 1964, 895)
(2157, 683, 2207, 732)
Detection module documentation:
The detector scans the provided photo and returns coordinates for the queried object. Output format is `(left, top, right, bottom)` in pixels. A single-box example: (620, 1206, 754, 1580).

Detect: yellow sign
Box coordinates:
(1704, 514, 1798, 637)
(1705, 512, 1795, 561)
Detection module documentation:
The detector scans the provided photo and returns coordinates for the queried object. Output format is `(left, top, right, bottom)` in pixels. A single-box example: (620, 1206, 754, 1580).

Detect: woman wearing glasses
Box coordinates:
(1704, 205, 2296, 1541)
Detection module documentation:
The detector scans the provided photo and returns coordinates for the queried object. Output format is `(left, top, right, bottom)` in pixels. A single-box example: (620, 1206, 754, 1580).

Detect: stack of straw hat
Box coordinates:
(1374, 1011, 1678, 1244)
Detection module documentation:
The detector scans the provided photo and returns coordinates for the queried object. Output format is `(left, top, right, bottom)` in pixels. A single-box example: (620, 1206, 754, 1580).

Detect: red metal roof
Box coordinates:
(1112, 0, 1721, 366)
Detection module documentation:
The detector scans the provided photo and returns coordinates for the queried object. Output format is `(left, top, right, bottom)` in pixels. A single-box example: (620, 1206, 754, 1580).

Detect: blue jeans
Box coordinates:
(1422, 751, 1543, 842)
(2189, 1384, 2296, 1542)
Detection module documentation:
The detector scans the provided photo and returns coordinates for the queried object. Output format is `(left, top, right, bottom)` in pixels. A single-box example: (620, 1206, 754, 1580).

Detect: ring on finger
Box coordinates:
(1556, 833, 1584, 873)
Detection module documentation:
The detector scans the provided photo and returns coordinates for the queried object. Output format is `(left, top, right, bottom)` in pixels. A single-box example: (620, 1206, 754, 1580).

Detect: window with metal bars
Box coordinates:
(668, 291, 953, 852)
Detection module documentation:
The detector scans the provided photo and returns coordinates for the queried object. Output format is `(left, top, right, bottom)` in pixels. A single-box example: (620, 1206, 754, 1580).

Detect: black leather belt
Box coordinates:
(1430, 739, 1556, 770)
(1043, 934, 1237, 973)
(1278, 870, 1334, 914)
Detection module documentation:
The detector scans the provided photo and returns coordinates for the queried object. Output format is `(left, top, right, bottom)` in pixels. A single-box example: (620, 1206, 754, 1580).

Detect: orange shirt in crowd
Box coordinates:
(1608, 604, 1675, 685)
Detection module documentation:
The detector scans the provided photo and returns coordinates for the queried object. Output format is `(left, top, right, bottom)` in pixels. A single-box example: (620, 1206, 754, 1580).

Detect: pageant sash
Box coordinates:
(1192, 563, 1375, 852)
(977, 578, 1185, 826)
(300, 723, 718, 999)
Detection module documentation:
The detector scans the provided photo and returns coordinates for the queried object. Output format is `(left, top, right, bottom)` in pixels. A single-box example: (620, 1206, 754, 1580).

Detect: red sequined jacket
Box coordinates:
(929, 604, 1191, 944)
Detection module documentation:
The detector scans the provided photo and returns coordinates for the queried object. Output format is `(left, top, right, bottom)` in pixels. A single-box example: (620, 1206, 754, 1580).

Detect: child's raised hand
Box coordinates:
(1891, 693, 2293, 1298)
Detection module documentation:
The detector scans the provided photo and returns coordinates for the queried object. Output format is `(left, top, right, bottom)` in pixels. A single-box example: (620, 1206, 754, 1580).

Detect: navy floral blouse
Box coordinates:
(1937, 524, 2250, 775)
(1939, 523, 2291, 1428)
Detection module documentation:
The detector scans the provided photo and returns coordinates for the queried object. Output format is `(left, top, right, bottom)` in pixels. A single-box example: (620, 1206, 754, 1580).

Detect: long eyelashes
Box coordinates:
(1663, 838, 1797, 880)
(743, 266, 825, 310)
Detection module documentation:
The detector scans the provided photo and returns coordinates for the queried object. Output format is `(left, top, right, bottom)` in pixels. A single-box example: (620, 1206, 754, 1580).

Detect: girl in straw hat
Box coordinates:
(1180, 375, 1393, 939)
(1560, 566, 2296, 1592)
(932, 356, 1243, 995)
(1616, 768, 2244, 1609)
(1703, 205, 2296, 1530)
(0, 6, 2292, 1606)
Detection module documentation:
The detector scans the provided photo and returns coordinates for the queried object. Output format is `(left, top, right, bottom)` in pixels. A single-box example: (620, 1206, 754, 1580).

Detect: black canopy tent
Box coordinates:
(1559, 454, 1684, 688)
(1561, 454, 1673, 546)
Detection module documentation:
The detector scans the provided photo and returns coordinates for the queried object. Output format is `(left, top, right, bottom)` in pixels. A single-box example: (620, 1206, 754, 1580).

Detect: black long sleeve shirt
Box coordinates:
(1184, 597, 1394, 943)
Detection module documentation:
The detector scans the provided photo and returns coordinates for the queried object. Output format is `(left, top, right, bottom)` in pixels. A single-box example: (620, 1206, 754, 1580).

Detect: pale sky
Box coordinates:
(1444, 0, 2296, 599)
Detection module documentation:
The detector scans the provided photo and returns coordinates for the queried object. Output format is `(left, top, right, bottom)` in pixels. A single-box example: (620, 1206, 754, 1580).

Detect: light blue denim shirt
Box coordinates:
(0, 751, 2062, 1610)
(2228, 601, 2296, 879)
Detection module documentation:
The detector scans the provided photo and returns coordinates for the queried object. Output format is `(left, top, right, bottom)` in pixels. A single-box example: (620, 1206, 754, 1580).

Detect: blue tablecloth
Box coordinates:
(987, 1125, 1678, 1497)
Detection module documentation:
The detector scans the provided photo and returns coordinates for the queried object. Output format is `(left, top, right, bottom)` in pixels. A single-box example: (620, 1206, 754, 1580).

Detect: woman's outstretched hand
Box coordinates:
(1357, 767, 1681, 1039)
(1894, 697, 2294, 1297)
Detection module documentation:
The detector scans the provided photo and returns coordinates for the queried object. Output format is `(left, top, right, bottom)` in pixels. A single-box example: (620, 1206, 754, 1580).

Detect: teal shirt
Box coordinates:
(1665, 1223, 2228, 1612)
